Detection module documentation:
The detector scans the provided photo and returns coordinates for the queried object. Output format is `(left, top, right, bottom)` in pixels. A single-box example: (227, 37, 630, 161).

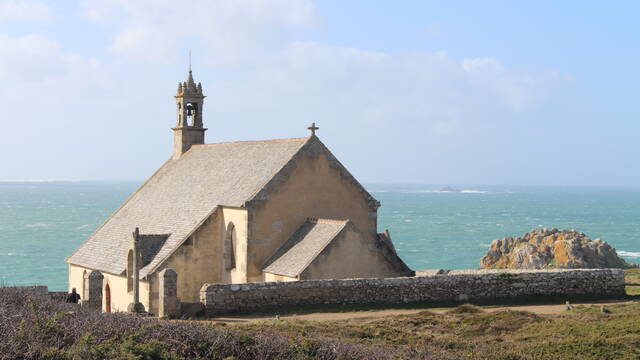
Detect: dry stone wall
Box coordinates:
(201, 269, 625, 315)
(1, 285, 49, 296)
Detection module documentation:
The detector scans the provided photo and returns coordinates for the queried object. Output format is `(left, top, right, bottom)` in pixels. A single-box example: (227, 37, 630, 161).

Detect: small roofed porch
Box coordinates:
(261, 218, 413, 281)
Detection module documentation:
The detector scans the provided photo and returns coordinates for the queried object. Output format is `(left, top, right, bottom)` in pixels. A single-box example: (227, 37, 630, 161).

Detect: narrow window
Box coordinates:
(127, 250, 134, 293)
(225, 223, 237, 270)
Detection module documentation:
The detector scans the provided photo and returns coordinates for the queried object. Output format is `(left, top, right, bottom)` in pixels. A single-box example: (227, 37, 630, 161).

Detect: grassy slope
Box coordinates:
(625, 269, 640, 295)
(235, 303, 640, 360)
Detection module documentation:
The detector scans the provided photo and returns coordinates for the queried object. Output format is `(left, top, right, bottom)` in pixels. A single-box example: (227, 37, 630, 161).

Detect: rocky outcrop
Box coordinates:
(480, 228, 634, 269)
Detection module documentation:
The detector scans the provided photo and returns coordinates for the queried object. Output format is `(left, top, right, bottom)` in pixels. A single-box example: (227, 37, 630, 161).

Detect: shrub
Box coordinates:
(0, 288, 395, 360)
(447, 304, 484, 314)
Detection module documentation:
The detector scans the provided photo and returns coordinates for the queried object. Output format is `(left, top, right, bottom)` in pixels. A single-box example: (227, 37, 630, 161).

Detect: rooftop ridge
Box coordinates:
(307, 218, 350, 225)
(294, 220, 349, 275)
(192, 137, 309, 147)
(262, 218, 350, 277)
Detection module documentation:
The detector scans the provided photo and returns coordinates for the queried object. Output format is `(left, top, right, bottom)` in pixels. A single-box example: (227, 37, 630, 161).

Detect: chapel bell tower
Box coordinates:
(173, 68, 206, 159)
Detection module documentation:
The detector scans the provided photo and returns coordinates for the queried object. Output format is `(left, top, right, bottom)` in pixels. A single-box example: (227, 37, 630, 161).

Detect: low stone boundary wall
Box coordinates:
(0, 285, 49, 296)
(0, 285, 69, 301)
(49, 291, 68, 301)
(201, 269, 625, 315)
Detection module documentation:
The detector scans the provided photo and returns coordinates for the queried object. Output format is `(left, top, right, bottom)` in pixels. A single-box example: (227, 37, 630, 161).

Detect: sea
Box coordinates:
(1, 182, 639, 291)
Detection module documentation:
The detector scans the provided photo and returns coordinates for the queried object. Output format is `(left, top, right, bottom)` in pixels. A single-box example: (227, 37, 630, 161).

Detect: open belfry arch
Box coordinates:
(66, 67, 412, 315)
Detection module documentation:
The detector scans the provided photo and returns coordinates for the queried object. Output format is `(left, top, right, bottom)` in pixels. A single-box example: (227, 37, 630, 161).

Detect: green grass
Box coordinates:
(232, 302, 640, 359)
(625, 269, 640, 296)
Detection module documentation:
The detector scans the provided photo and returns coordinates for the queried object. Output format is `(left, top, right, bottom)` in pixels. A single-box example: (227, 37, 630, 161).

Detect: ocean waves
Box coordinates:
(371, 189, 489, 194)
(24, 223, 51, 228)
(619, 251, 640, 258)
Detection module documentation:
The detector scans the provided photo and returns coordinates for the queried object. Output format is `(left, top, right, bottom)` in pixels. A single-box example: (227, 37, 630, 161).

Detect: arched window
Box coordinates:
(127, 250, 134, 293)
(225, 222, 237, 270)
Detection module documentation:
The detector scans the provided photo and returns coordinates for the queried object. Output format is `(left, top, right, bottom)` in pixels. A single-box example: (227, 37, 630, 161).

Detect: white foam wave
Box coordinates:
(399, 189, 488, 194)
(24, 223, 51, 228)
(75, 224, 92, 230)
(399, 190, 436, 193)
(619, 251, 640, 258)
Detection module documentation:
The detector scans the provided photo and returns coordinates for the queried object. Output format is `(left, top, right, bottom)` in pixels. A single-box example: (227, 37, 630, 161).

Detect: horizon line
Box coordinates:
(1, 179, 639, 188)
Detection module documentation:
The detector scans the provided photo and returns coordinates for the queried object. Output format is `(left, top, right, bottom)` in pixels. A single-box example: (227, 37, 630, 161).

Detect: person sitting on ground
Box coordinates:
(66, 288, 81, 304)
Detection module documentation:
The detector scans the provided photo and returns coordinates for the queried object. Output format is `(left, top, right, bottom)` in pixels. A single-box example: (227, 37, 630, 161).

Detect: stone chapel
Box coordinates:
(66, 69, 413, 315)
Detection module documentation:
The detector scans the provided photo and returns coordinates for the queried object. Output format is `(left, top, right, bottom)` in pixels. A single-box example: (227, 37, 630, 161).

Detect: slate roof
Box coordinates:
(66, 137, 311, 277)
(138, 234, 169, 267)
(262, 218, 349, 278)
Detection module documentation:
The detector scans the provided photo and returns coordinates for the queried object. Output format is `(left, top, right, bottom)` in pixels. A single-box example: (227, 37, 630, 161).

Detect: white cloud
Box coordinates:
(0, 0, 51, 22)
(199, 41, 563, 183)
(0, 1, 568, 183)
(463, 57, 556, 112)
(463, 57, 502, 72)
(80, 0, 116, 22)
(0, 33, 113, 145)
(237, 43, 557, 130)
(0, 34, 65, 82)
(0, 34, 110, 91)
(78, 0, 558, 126)
(82, 0, 317, 65)
(0, 32, 150, 180)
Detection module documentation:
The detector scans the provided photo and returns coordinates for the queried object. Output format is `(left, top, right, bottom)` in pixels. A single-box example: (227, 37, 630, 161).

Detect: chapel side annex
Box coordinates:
(66, 69, 413, 315)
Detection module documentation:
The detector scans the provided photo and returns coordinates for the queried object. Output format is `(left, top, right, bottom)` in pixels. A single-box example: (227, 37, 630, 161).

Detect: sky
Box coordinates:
(0, 0, 639, 186)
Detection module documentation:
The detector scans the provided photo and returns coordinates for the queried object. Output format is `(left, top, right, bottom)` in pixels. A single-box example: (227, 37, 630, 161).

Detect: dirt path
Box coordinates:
(207, 299, 638, 324)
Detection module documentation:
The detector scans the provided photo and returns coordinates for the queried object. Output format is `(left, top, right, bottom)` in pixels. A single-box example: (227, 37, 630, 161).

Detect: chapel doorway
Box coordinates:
(105, 284, 111, 313)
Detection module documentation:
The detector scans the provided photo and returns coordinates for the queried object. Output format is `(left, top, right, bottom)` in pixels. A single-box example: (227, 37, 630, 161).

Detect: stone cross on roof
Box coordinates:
(307, 122, 319, 136)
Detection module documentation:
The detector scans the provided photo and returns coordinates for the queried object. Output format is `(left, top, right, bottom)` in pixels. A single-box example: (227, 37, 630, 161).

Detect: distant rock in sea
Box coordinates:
(480, 228, 635, 269)
(438, 186, 462, 193)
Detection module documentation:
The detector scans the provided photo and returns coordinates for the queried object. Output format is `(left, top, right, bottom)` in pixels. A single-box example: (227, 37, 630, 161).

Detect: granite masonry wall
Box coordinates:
(1, 285, 49, 296)
(0, 286, 66, 301)
(201, 269, 625, 315)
